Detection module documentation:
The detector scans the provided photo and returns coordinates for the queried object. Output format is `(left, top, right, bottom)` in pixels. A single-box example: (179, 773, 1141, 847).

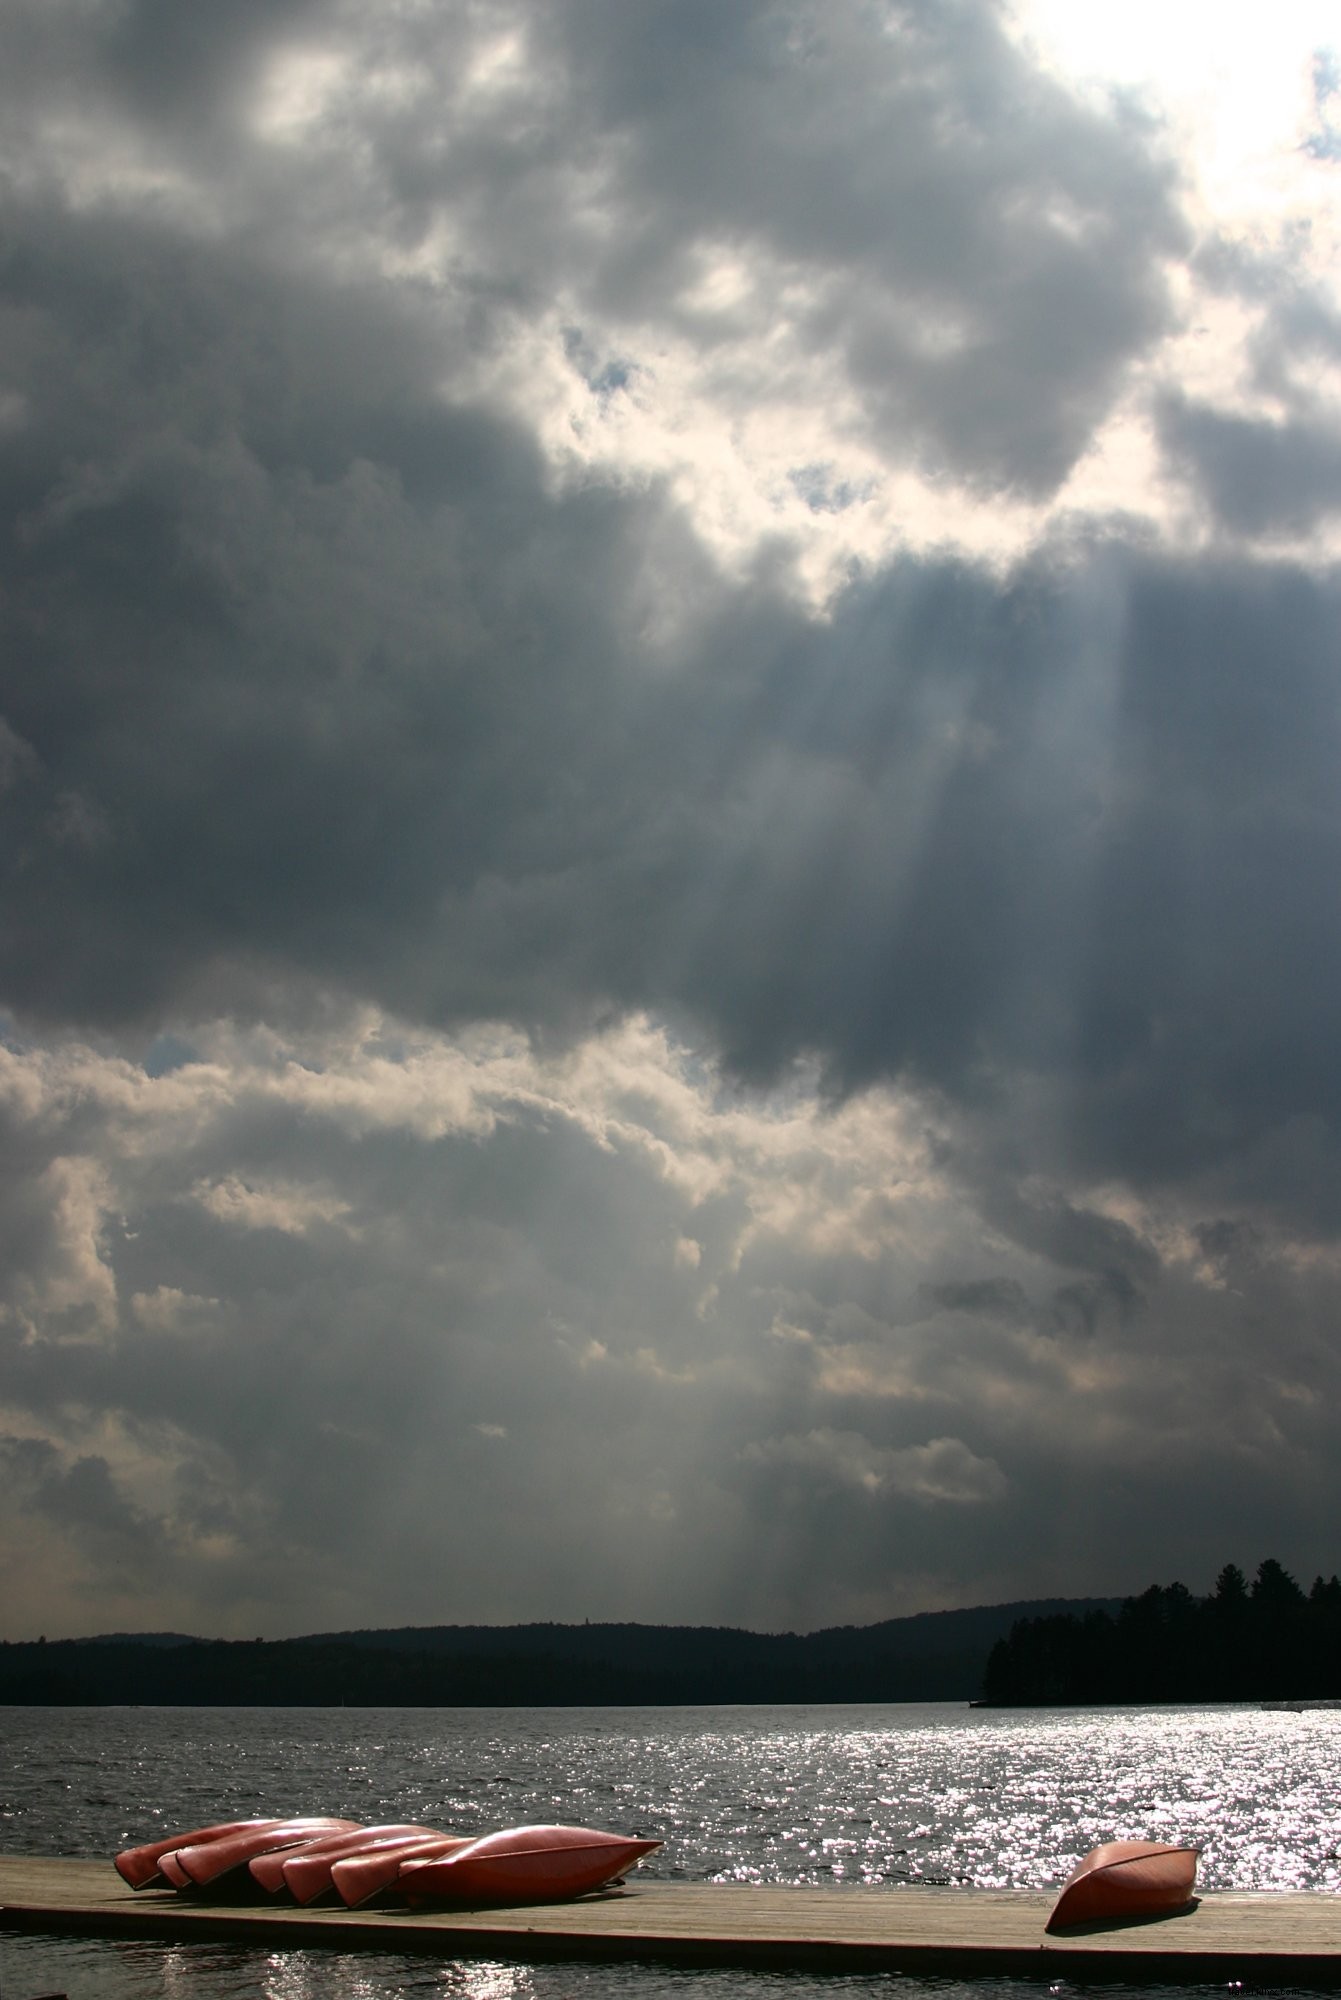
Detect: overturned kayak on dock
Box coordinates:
(157, 1818, 361, 1893)
(115, 1820, 292, 1890)
(115, 1814, 660, 1908)
(266, 1825, 450, 1903)
(1047, 1840, 1200, 1931)
(330, 1832, 473, 1907)
(399, 1823, 663, 1905)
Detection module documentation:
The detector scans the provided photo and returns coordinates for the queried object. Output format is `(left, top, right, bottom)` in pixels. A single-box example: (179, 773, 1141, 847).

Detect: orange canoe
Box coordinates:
(330, 1833, 472, 1908)
(399, 1824, 662, 1905)
(170, 1817, 361, 1890)
(271, 1825, 447, 1903)
(157, 1849, 193, 1889)
(1047, 1840, 1200, 1931)
(115, 1820, 287, 1890)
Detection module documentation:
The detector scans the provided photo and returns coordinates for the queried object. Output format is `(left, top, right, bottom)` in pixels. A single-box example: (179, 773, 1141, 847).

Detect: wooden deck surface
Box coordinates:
(3, 1856, 1341, 1980)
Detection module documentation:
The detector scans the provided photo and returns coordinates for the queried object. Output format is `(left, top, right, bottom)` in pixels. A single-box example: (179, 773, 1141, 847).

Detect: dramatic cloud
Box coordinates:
(1, 0, 1339, 1635)
(5, 1017, 1341, 1637)
(1158, 396, 1341, 535)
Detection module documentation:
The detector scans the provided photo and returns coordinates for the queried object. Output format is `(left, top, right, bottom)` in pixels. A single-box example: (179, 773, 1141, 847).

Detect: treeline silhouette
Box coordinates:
(10, 1570, 1333, 1707)
(982, 1560, 1341, 1704)
(0, 1600, 1117, 1706)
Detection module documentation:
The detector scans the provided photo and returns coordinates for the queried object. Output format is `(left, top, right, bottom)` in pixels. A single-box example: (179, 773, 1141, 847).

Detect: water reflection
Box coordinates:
(0, 1934, 1317, 2000)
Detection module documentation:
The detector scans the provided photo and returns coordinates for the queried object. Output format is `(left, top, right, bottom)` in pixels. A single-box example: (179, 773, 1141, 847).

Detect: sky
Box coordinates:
(2, 0, 1340, 1642)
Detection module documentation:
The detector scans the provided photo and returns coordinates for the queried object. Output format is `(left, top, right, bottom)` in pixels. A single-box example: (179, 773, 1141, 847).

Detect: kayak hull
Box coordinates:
(115, 1820, 285, 1890)
(272, 1825, 448, 1903)
(171, 1817, 361, 1890)
(399, 1824, 662, 1905)
(157, 1850, 192, 1890)
(1047, 1840, 1200, 1931)
(331, 1834, 472, 1908)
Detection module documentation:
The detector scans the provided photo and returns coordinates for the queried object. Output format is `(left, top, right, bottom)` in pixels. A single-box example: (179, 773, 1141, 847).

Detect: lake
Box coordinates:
(2, 1701, 1337, 1998)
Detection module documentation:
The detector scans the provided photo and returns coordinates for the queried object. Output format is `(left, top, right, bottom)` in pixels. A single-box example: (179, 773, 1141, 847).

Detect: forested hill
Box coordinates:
(8, 1562, 1334, 1706)
(981, 1560, 1341, 1704)
(0, 1598, 1119, 1706)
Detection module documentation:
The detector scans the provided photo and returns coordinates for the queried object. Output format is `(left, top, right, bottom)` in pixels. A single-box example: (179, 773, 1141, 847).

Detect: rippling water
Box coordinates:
(2, 1702, 1337, 1999)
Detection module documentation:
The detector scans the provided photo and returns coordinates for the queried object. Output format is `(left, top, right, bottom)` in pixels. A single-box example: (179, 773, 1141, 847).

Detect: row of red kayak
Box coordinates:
(114, 1819, 1198, 1927)
(114, 1817, 662, 1908)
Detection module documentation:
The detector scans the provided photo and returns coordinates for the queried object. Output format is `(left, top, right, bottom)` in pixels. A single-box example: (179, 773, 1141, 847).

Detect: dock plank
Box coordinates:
(3, 1857, 1340, 1980)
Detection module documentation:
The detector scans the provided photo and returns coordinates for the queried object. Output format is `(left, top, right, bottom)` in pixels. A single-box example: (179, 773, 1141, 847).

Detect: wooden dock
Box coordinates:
(3, 1856, 1341, 1981)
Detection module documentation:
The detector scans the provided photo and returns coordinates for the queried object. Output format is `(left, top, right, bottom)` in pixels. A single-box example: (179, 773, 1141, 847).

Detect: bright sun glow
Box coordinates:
(1012, 0, 1340, 230)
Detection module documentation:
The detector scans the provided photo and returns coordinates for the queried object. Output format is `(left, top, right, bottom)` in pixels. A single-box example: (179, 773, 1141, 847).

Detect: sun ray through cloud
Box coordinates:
(1, 0, 1340, 1637)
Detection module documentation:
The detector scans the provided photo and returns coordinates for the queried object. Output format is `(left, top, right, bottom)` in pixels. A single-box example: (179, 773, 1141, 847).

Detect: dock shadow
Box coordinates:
(1046, 1895, 1201, 1937)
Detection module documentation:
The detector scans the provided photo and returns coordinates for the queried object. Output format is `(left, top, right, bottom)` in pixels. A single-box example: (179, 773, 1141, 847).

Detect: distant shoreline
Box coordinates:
(11, 1569, 1331, 1707)
(0, 1597, 1120, 1706)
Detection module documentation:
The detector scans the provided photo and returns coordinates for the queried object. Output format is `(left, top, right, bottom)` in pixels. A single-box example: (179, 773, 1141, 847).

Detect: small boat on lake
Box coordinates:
(398, 1823, 663, 1905)
(1046, 1840, 1200, 1931)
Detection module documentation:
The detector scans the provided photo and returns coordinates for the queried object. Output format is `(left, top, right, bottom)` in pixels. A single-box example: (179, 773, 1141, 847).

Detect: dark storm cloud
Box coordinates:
(1178, 235, 1341, 433)
(664, 550, 1341, 1218)
(97, 0, 327, 119)
(1157, 392, 1341, 534)
(0, 0, 1185, 493)
(4, 184, 1341, 1221)
(0, 1433, 164, 1595)
(0, 0, 1199, 1130)
(919, 1278, 1030, 1321)
(343, 0, 1186, 493)
(1048, 1269, 1142, 1341)
(31, 1448, 152, 1547)
(0, 0, 326, 131)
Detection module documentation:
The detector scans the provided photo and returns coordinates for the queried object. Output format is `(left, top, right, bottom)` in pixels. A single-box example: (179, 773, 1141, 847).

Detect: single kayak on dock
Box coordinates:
(1047, 1840, 1200, 1931)
(398, 1824, 664, 1904)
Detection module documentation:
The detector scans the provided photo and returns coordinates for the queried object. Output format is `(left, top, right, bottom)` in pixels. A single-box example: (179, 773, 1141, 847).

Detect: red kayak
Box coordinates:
(331, 1833, 472, 1908)
(399, 1824, 662, 1905)
(1047, 1840, 1200, 1931)
(157, 1850, 193, 1890)
(115, 1820, 287, 1890)
(263, 1825, 447, 1903)
(169, 1817, 361, 1890)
